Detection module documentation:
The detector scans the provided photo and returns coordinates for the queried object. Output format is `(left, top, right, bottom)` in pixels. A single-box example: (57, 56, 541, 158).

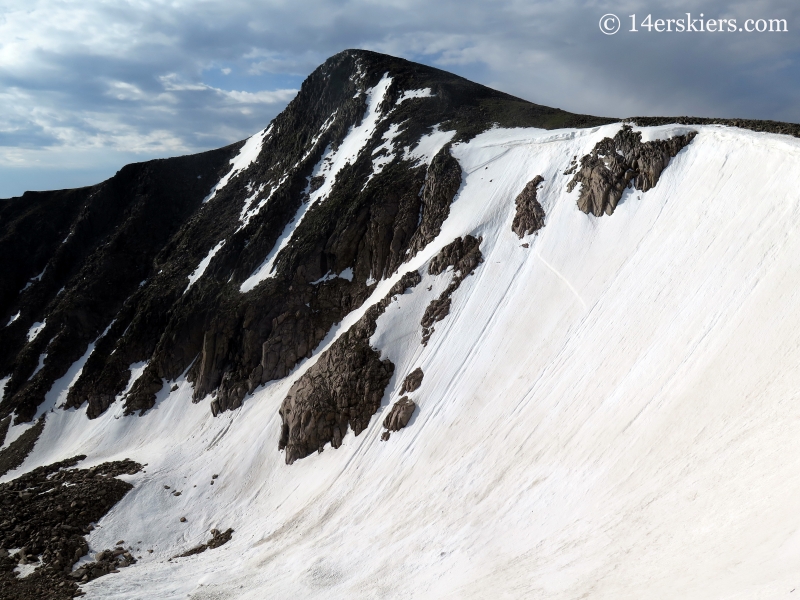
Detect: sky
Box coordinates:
(0, 0, 798, 198)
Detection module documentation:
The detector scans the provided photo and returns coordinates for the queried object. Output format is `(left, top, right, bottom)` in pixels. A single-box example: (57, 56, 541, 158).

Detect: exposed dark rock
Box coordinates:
(0, 456, 141, 598)
(566, 124, 696, 217)
(511, 176, 546, 238)
(399, 368, 424, 395)
(406, 147, 462, 258)
(279, 270, 421, 464)
(174, 528, 233, 558)
(428, 235, 483, 277)
(0, 417, 45, 477)
(70, 547, 137, 584)
(382, 397, 417, 432)
(422, 236, 484, 345)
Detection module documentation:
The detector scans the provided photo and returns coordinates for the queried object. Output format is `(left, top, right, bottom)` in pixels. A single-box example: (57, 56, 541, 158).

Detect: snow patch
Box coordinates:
(29, 352, 47, 380)
(310, 268, 354, 285)
(404, 124, 456, 166)
(396, 88, 433, 104)
(21, 267, 47, 291)
(185, 241, 226, 292)
(118, 361, 149, 404)
(204, 125, 272, 203)
(6, 311, 20, 326)
(238, 176, 288, 231)
(368, 122, 404, 183)
(26, 320, 46, 342)
(14, 562, 37, 578)
(35, 336, 99, 420)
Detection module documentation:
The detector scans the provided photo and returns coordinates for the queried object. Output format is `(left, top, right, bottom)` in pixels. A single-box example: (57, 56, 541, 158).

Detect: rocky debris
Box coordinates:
(382, 397, 417, 438)
(422, 236, 484, 345)
(279, 270, 422, 464)
(174, 528, 234, 558)
(399, 368, 424, 395)
(69, 547, 137, 584)
(179, 517, 187, 523)
(0, 416, 45, 477)
(0, 456, 141, 598)
(511, 176, 546, 238)
(566, 124, 696, 217)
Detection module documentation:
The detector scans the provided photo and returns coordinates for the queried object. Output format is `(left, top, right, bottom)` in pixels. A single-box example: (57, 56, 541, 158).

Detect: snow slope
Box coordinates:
(6, 123, 800, 599)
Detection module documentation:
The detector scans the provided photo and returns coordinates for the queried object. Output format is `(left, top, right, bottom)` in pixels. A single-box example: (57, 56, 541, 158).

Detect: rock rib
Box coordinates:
(567, 124, 696, 217)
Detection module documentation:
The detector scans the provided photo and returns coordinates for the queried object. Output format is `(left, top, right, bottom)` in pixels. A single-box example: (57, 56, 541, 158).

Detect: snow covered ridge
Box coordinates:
(5, 49, 800, 598)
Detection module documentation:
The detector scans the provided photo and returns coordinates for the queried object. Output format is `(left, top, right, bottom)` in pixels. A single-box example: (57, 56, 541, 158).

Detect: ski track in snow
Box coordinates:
(6, 124, 800, 599)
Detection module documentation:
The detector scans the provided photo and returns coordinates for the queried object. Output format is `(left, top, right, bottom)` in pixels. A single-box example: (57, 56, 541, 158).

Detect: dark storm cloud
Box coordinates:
(1, 0, 798, 197)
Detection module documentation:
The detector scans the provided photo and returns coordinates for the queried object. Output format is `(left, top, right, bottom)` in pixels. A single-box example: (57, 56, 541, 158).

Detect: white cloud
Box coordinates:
(1, 0, 799, 197)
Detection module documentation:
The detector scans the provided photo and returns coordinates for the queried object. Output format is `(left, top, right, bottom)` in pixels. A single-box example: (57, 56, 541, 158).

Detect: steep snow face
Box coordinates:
(8, 124, 800, 600)
(240, 74, 393, 292)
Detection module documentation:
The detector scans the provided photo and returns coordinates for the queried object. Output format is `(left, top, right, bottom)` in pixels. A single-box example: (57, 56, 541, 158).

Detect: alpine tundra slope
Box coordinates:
(1, 49, 800, 599)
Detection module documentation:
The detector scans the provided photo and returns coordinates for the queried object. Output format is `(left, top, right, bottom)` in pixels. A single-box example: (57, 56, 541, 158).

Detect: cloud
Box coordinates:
(1, 0, 799, 196)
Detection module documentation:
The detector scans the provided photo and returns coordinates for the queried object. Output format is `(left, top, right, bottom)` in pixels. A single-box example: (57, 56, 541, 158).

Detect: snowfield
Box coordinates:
(5, 122, 800, 598)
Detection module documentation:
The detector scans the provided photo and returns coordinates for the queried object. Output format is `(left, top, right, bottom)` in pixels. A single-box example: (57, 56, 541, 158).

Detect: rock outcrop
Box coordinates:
(0, 456, 141, 598)
(511, 176, 546, 238)
(406, 147, 462, 257)
(399, 368, 424, 395)
(567, 124, 696, 217)
(422, 236, 483, 345)
(174, 528, 234, 558)
(279, 270, 422, 464)
(382, 397, 417, 437)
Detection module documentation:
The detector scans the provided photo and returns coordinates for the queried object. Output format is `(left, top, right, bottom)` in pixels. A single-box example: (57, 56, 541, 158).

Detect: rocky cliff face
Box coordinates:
(0, 49, 612, 427)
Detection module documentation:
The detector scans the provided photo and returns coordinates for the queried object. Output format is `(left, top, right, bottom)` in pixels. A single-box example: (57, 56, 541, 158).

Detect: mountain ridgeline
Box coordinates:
(0, 50, 612, 431)
(0, 49, 746, 467)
